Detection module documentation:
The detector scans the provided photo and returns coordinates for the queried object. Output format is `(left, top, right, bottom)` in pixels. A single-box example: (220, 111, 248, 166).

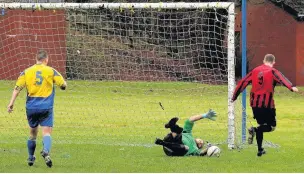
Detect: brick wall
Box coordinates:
(0, 9, 66, 80)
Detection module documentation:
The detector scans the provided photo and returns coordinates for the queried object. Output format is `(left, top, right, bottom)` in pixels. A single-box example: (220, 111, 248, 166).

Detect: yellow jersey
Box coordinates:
(15, 64, 65, 109)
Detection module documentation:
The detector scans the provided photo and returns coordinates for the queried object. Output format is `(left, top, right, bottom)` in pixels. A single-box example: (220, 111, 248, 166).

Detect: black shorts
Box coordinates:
(163, 146, 188, 156)
(162, 133, 187, 156)
(252, 107, 276, 127)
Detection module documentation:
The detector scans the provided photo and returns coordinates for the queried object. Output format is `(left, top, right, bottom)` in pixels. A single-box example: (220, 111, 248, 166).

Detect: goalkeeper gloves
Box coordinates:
(202, 109, 217, 121)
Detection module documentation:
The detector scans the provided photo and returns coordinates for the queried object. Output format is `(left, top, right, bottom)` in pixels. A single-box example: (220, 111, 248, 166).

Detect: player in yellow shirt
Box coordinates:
(7, 50, 67, 168)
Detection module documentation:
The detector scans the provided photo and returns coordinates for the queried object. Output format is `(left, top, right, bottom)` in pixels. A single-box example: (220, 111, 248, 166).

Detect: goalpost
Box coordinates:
(0, 2, 236, 149)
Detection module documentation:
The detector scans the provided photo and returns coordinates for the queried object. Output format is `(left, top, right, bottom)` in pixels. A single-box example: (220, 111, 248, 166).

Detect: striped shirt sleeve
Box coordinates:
(232, 71, 253, 101)
(272, 69, 293, 91)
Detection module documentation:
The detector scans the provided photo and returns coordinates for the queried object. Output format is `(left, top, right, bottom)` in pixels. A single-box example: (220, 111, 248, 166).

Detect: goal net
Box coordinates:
(0, 2, 237, 149)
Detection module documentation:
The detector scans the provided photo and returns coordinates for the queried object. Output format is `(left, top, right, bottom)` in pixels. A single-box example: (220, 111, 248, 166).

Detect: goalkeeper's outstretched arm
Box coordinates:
(188, 109, 217, 122)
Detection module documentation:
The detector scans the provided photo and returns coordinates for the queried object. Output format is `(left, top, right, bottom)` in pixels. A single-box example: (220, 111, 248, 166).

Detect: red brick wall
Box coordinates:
(235, 1, 297, 84)
(0, 10, 66, 80)
(296, 23, 304, 85)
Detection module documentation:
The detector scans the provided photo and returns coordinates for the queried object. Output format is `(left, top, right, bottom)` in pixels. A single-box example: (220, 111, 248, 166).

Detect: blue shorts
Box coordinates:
(26, 108, 54, 128)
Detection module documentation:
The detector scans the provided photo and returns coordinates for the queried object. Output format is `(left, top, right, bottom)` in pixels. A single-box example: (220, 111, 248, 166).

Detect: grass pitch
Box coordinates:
(0, 81, 303, 172)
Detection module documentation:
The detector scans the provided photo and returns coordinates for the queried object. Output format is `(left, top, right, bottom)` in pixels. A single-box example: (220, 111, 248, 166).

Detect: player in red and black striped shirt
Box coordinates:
(232, 54, 299, 156)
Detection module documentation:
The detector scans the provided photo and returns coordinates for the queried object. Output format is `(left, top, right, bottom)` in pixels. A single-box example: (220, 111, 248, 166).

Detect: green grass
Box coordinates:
(0, 80, 304, 172)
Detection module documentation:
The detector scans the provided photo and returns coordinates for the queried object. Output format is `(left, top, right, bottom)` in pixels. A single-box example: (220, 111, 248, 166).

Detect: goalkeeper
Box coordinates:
(155, 109, 217, 156)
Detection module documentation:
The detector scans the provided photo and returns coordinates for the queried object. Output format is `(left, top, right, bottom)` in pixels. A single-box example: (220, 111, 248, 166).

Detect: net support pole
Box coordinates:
(227, 3, 235, 149)
(241, 0, 247, 144)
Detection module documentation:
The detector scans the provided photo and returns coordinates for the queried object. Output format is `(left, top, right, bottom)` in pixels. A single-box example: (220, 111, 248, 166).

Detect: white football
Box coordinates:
(207, 146, 221, 157)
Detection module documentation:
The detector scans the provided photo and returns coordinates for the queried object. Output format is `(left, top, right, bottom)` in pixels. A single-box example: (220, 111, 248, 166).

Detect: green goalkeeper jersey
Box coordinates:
(182, 119, 201, 156)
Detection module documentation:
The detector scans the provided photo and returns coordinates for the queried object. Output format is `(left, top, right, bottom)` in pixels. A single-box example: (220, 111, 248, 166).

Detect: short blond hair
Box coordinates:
(264, 54, 275, 63)
(37, 49, 48, 61)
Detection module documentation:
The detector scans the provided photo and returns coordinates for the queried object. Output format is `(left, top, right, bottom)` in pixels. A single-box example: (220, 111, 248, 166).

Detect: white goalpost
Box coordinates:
(0, 2, 236, 149)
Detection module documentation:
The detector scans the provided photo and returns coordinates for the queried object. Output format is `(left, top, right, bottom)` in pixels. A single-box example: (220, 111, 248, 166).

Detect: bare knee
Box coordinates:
(42, 126, 52, 136)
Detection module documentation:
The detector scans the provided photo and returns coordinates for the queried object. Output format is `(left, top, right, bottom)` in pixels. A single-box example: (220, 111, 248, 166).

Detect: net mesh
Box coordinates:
(0, 4, 237, 147)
